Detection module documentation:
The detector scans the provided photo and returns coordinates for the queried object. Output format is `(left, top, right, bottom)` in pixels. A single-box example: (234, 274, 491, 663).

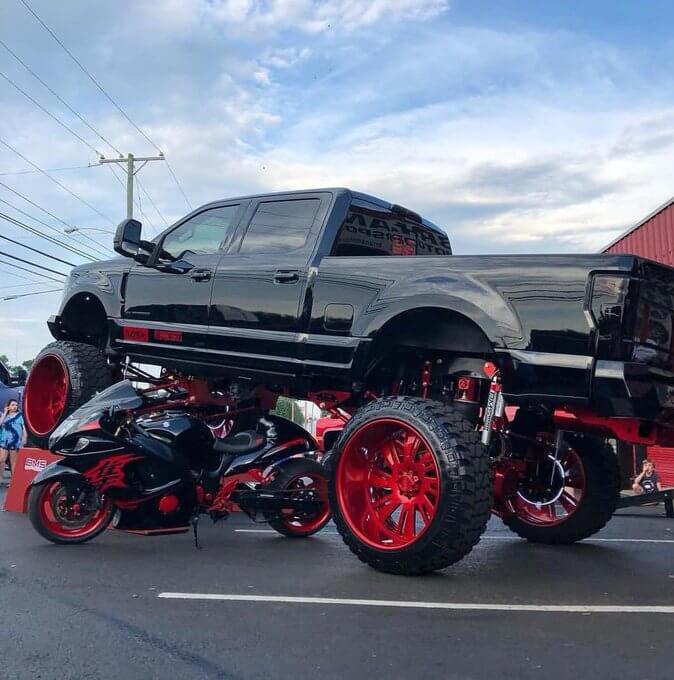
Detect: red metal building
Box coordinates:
(603, 197, 674, 485)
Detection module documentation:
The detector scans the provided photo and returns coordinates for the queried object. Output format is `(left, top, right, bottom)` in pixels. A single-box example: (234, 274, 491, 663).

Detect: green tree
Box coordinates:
(21, 359, 34, 371)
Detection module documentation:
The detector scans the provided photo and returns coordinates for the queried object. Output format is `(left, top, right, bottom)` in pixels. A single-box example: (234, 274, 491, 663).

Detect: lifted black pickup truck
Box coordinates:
(25, 187, 674, 573)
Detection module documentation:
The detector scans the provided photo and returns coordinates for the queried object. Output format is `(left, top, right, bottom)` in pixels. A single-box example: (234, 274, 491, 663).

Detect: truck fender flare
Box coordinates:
(354, 294, 522, 348)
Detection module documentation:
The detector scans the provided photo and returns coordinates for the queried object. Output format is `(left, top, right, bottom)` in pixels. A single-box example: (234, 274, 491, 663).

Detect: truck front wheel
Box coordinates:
(500, 434, 620, 543)
(329, 396, 491, 575)
(24, 341, 114, 448)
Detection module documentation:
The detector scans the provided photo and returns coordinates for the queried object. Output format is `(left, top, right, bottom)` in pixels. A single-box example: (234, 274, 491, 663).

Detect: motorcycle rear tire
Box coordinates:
(266, 459, 331, 538)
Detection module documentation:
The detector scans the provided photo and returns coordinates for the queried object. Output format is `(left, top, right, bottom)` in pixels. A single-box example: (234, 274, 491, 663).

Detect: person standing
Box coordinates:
(0, 398, 27, 484)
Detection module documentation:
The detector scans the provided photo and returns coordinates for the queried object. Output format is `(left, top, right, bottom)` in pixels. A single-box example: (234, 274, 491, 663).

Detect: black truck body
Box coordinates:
(47, 188, 674, 430)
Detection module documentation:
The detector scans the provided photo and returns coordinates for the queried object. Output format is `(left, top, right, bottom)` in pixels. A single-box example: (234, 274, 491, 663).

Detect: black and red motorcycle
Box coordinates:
(27, 378, 331, 545)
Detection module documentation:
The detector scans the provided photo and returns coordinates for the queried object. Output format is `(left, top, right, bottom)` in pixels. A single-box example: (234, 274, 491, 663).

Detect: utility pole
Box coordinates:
(99, 152, 165, 219)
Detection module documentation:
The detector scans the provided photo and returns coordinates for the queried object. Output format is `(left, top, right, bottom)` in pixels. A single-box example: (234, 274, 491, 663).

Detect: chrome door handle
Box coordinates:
(189, 268, 212, 282)
(273, 270, 300, 284)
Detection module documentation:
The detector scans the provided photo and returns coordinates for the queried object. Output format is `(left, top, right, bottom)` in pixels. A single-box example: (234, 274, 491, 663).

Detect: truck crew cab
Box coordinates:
(24, 188, 674, 574)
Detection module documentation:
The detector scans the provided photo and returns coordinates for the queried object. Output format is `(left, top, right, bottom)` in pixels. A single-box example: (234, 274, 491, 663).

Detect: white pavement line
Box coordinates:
(157, 593, 674, 613)
(233, 529, 674, 544)
(481, 536, 674, 544)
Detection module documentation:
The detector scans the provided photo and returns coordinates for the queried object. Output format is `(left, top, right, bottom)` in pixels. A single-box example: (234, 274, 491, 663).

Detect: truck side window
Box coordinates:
(331, 205, 451, 256)
(239, 199, 320, 254)
(162, 205, 239, 258)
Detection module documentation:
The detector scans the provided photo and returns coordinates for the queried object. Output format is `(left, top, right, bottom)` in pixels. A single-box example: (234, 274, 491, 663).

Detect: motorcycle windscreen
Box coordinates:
(49, 380, 143, 448)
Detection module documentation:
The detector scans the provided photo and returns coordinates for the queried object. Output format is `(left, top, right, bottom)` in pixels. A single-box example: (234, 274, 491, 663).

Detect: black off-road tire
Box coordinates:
(266, 459, 331, 538)
(502, 434, 620, 543)
(24, 341, 114, 448)
(329, 396, 491, 575)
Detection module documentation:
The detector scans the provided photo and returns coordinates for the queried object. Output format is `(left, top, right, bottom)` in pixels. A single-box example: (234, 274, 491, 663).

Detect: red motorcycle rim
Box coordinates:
(279, 472, 330, 534)
(24, 353, 69, 436)
(507, 447, 586, 527)
(336, 418, 440, 551)
(37, 481, 111, 539)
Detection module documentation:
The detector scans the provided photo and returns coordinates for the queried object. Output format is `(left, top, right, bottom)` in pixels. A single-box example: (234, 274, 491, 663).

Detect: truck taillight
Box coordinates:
(589, 274, 632, 358)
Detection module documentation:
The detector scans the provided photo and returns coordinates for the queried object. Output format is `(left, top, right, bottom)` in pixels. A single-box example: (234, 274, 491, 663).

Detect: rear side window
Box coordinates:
(239, 199, 320, 254)
(162, 205, 239, 258)
(331, 204, 451, 256)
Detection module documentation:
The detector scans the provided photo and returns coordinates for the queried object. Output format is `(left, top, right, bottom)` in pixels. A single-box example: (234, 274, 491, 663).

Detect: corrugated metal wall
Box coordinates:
(604, 200, 674, 486)
(604, 200, 674, 265)
(647, 446, 674, 486)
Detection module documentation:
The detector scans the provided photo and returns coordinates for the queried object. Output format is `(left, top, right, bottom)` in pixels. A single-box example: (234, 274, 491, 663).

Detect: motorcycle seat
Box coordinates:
(214, 430, 267, 456)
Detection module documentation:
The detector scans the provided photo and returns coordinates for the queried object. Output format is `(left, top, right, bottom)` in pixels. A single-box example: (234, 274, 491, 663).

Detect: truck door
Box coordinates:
(120, 203, 244, 354)
(208, 193, 331, 367)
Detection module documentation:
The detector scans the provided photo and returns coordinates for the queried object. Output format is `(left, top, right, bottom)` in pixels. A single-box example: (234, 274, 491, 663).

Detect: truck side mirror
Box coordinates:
(113, 219, 143, 258)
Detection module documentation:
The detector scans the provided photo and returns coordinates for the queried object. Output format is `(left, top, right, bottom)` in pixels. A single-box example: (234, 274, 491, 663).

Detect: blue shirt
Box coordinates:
(1, 412, 24, 449)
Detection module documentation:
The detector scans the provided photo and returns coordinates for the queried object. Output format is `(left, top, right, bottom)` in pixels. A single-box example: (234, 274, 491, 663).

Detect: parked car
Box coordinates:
(0, 360, 24, 406)
(22, 187, 674, 573)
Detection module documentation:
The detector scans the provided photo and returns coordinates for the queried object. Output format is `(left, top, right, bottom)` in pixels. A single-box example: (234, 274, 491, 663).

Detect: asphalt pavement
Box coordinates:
(1, 483, 673, 680)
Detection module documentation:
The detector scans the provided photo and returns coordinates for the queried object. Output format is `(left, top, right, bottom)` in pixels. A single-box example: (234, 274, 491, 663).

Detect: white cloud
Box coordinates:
(263, 47, 312, 69)
(3, 2, 674, 360)
(203, 0, 449, 33)
(252, 68, 272, 86)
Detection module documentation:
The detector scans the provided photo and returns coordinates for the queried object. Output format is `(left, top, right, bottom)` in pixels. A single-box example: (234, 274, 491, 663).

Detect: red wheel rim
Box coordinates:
(37, 481, 111, 539)
(279, 472, 330, 534)
(507, 446, 586, 527)
(336, 418, 440, 550)
(24, 354, 69, 436)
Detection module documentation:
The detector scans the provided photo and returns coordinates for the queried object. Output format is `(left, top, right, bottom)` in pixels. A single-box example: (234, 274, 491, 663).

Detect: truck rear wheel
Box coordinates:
(329, 397, 491, 575)
(24, 341, 114, 448)
(501, 434, 620, 543)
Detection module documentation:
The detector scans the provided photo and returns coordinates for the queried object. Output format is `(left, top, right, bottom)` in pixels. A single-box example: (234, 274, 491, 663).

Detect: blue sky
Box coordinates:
(2, 0, 674, 360)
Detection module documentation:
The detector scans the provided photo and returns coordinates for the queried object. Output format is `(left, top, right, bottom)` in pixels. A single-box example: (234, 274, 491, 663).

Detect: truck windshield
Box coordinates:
(330, 201, 451, 257)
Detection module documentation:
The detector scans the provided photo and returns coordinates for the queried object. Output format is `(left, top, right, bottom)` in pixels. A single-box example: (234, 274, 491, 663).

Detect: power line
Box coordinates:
(19, 0, 162, 154)
(18, 0, 192, 210)
(137, 176, 170, 229)
(0, 37, 121, 155)
(0, 252, 66, 280)
(0, 232, 77, 267)
(2, 288, 62, 301)
(0, 69, 100, 155)
(0, 135, 115, 227)
(0, 180, 110, 258)
(0, 164, 92, 176)
(0, 281, 59, 290)
(0, 204, 97, 262)
(0, 259, 62, 282)
(0, 264, 42, 282)
(165, 158, 192, 210)
(0, 248, 68, 277)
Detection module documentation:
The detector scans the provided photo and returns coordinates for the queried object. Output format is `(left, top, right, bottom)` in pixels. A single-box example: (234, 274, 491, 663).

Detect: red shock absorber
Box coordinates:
(481, 362, 504, 446)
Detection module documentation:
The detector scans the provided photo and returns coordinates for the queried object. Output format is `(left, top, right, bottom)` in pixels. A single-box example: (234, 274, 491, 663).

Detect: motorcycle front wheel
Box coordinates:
(28, 480, 114, 544)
